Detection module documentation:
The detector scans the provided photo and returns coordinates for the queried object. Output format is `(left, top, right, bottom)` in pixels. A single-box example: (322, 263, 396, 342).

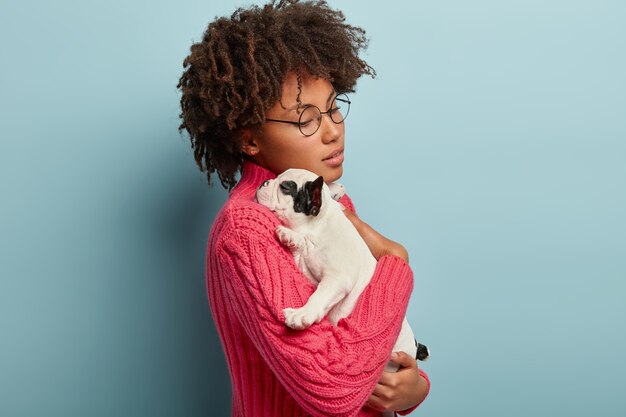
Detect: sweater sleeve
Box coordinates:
(338, 193, 356, 214)
(216, 205, 414, 417)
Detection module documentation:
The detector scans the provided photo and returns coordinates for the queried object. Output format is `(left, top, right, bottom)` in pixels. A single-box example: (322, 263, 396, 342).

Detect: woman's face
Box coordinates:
(246, 72, 346, 183)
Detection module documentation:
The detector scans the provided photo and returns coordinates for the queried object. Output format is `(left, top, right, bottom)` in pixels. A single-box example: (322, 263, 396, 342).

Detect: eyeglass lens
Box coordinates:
(298, 93, 350, 136)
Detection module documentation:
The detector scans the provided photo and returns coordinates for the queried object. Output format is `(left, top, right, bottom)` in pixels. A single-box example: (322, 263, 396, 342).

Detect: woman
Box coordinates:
(177, 1, 430, 415)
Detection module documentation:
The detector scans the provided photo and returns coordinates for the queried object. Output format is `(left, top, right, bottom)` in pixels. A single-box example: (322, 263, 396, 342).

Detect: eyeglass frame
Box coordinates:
(264, 93, 351, 137)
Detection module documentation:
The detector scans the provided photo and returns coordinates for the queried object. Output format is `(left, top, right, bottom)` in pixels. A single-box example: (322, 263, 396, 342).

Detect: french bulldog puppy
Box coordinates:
(255, 168, 429, 373)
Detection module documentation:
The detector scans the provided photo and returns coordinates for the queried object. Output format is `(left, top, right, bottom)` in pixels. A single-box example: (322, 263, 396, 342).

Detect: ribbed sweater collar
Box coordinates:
(231, 160, 277, 196)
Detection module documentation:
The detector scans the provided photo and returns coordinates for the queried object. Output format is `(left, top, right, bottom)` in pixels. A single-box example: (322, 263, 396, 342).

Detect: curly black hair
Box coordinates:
(177, 0, 375, 189)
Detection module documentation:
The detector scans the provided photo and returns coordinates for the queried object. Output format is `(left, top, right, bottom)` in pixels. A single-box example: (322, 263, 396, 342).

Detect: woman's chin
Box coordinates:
(323, 166, 343, 183)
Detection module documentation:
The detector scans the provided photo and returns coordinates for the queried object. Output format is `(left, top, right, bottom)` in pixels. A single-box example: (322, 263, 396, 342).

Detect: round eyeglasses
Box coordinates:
(265, 93, 351, 137)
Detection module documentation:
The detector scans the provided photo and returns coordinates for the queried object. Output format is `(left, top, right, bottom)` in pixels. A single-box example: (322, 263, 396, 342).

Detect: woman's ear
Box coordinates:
(240, 128, 260, 156)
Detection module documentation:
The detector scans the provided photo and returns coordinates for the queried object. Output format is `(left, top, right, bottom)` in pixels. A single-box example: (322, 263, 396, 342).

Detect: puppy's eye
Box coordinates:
(262, 180, 270, 187)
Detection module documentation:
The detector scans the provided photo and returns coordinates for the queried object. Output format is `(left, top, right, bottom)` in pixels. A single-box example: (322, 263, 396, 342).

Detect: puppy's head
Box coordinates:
(255, 169, 326, 223)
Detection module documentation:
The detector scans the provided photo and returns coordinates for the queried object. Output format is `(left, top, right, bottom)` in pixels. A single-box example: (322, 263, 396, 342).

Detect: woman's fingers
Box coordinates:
(366, 389, 391, 412)
(366, 352, 425, 412)
(371, 382, 395, 400)
(388, 351, 418, 372)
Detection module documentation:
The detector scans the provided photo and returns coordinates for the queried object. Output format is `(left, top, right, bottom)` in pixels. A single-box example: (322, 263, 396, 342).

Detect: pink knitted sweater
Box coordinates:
(206, 161, 430, 416)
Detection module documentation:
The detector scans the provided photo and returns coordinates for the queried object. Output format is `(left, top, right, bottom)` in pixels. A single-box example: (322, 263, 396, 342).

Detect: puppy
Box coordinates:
(255, 168, 429, 373)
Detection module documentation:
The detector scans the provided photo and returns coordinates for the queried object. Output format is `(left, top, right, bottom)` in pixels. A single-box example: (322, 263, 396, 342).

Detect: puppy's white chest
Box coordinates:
(292, 235, 326, 285)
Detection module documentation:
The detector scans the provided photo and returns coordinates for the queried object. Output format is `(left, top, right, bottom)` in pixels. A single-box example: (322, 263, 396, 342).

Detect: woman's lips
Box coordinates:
(323, 150, 344, 167)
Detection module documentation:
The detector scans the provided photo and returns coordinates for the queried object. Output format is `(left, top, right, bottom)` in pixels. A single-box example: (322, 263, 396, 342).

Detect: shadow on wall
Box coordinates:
(197, 186, 232, 416)
(171, 178, 231, 415)
(130, 146, 232, 415)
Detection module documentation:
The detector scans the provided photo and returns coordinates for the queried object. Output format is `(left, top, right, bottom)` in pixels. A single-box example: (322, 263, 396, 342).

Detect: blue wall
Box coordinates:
(1, 1, 624, 416)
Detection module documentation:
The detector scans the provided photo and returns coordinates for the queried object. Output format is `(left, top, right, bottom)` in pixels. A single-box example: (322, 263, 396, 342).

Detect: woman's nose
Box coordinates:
(320, 114, 342, 143)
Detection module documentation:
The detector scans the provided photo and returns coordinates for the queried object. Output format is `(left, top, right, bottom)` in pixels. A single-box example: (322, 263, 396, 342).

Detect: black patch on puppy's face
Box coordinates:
(279, 176, 324, 216)
(279, 180, 298, 199)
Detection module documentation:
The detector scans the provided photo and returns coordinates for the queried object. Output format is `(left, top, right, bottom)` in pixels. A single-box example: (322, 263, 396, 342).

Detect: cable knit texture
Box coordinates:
(206, 161, 430, 417)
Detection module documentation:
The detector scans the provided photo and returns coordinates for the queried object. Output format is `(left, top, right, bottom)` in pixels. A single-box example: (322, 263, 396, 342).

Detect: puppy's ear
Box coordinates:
(303, 176, 324, 216)
(279, 180, 298, 198)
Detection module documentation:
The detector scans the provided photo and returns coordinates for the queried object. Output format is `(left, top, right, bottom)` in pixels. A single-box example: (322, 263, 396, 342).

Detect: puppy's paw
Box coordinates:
(276, 226, 301, 248)
(328, 182, 346, 201)
(283, 307, 322, 330)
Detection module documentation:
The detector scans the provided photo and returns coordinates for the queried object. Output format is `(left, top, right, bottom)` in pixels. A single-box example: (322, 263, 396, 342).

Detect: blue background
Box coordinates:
(1, 0, 624, 416)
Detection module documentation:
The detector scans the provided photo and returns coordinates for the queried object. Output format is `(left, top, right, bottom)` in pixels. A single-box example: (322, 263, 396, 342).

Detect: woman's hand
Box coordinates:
(365, 352, 429, 413)
(342, 207, 409, 263)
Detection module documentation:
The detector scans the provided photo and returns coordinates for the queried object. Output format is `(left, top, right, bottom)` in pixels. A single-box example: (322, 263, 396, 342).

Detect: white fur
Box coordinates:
(256, 168, 417, 373)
